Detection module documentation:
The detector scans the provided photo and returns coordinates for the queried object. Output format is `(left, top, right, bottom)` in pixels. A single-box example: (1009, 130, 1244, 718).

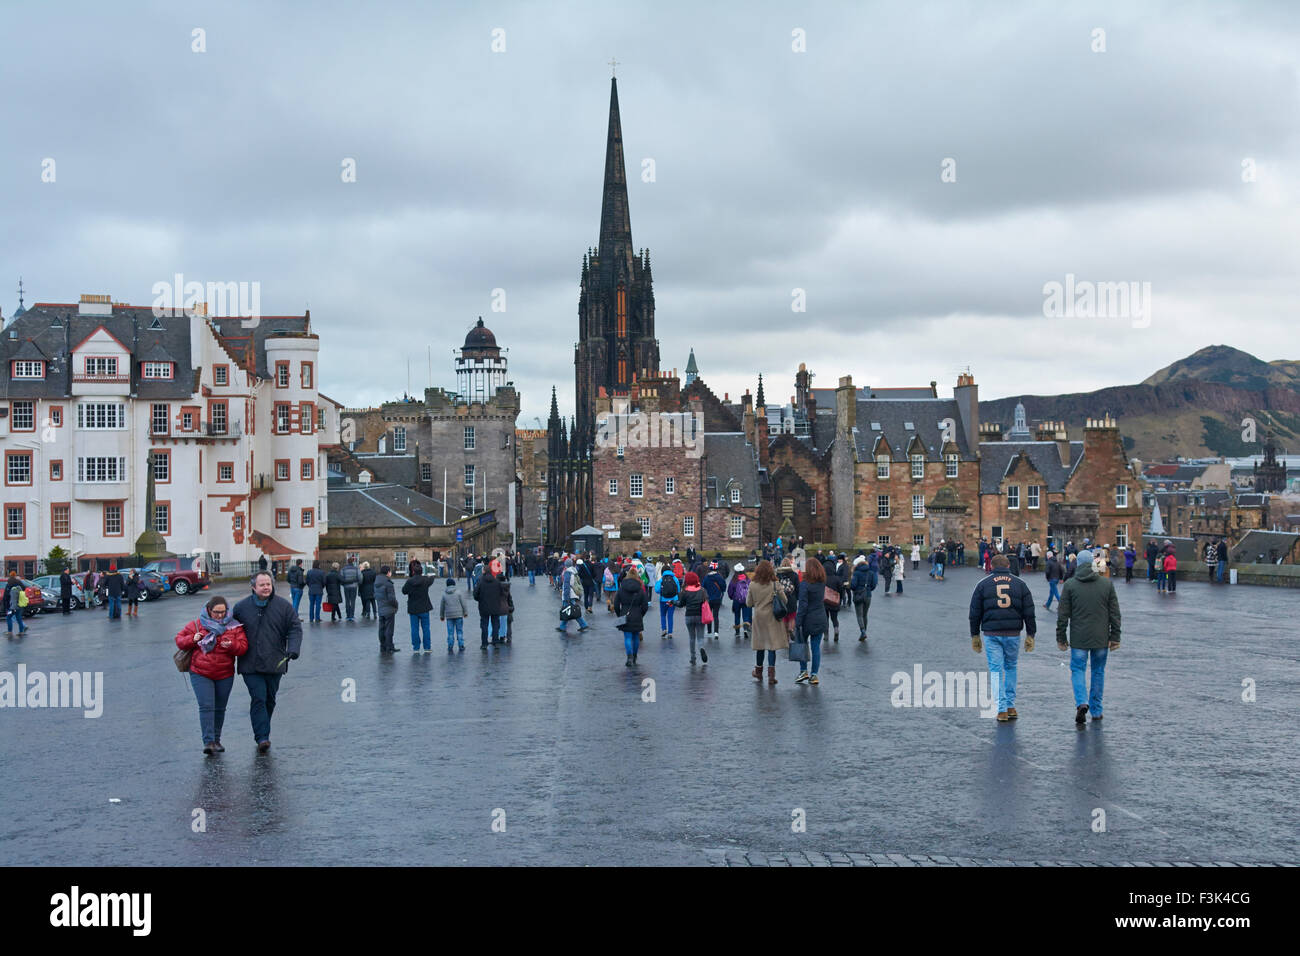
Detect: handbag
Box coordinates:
(559, 601, 580, 622)
(823, 586, 840, 608)
(322, 601, 334, 613)
(173, 646, 193, 672)
(788, 636, 809, 663)
(700, 600, 714, 625)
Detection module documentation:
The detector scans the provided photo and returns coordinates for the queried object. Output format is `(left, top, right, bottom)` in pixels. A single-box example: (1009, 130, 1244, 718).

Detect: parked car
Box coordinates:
(115, 568, 167, 601)
(141, 557, 211, 596)
(69, 572, 105, 608)
(12, 580, 47, 617)
(33, 572, 89, 608)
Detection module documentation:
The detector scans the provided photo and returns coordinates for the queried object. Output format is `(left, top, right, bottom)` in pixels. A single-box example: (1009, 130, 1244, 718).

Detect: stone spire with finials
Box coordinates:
(685, 348, 699, 386)
(756, 373, 766, 409)
(1007, 401, 1032, 440)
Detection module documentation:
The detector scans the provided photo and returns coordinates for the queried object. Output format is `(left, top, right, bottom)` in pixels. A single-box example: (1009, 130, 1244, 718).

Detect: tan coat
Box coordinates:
(746, 580, 790, 651)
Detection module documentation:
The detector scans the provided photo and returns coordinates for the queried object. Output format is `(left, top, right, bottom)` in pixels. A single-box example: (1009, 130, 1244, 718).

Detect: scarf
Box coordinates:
(197, 607, 234, 653)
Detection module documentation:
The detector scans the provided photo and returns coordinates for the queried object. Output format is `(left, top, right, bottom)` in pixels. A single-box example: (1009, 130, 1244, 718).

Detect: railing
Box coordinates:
(202, 420, 243, 438)
(72, 373, 130, 383)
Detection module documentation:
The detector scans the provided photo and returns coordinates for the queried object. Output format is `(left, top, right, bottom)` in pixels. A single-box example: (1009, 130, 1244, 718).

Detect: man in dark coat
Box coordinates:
(103, 566, 125, 619)
(473, 570, 503, 646)
(359, 562, 377, 619)
(969, 554, 1036, 721)
(373, 565, 399, 653)
(59, 569, 73, 614)
(305, 560, 326, 622)
(234, 571, 303, 752)
(324, 564, 343, 622)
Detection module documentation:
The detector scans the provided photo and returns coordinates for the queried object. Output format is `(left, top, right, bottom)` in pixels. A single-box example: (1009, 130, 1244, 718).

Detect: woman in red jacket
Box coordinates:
(175, 595, 248, 754)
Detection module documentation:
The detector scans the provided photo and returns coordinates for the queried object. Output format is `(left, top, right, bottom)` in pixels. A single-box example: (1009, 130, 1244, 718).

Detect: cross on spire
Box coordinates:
(608, 57, 618, 76)
(16, 276, 24, 309)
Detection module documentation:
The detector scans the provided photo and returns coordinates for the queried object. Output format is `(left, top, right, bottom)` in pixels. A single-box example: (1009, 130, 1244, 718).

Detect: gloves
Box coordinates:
(1108, 641, 1120, 651)
(1057, 642, 1068, 651)
(1024, 634, 1035, 652)
(288, 652, 299, 660)
(971, 635, 982, 653)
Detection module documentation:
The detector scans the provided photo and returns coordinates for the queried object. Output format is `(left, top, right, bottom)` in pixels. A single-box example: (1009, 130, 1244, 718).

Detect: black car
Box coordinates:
(113, 569, 167, 602)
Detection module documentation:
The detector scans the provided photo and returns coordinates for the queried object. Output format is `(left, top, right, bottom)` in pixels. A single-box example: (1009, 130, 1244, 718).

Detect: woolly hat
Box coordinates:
(685, 571, 701, 587)
(1077, 549, 1094, 565)
(853, 555, 866, 566)
(734, 563, 745, 572)
(446, 578, 456, 587)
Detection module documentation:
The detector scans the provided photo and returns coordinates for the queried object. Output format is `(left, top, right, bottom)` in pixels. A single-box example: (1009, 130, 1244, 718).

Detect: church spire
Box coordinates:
(756, 373, 766, 409)
(598, 77, 633, 275)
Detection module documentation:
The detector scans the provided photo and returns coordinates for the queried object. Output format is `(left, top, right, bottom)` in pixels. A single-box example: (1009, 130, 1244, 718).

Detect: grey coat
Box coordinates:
(373, 574, 399, 617)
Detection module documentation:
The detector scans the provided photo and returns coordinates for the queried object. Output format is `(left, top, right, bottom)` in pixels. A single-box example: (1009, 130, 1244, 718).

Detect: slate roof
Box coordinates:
(704, 432, 762, 508)
(0, 303, 197, 400)
(353, 454, 420, 490)
(210, 315, 311, 378)
(1229, 529, 1300, 563)
(978, 440, 1084, 494)
(328, 483, 452, 529)
(852, 398, 975, 462)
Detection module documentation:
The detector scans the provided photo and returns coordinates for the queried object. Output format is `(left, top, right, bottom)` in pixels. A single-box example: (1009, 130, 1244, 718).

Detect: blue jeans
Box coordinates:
(106, 595, 121, 618)
(623, 631, 641, 656)
(445, 618, 464, 647)
(308, 592, 323, 621)
(190, 673, 234, 744)
(1216, 560, 1226, 583)
(497, 615, 509, 638)
(242, 672, 282, 743)
(732, 603, 753, 627)
(799, 632, 823, 675)
(409, 612, 431, 649)
(1070, 647, 1108, 717)
(660, 601, 675, 633)
(1046, 579, 1061, 608)
(290, 587, 303, 612)
(7, 609, 27, 633)
(558, 600, 588, 630)
(983, 633, 1020, 711)
(528, 570, 536, 586)
(344, 587, 357, 620)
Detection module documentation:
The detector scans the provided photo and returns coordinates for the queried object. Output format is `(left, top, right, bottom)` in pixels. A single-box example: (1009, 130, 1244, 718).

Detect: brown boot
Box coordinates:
(752, 666, 763, 680)
(767, 666, 778, 685)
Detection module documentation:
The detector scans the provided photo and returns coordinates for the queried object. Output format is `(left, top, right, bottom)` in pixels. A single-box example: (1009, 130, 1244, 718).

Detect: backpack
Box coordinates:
(603, 568, 615, 589)
(18, 588, 29, 608)
(660, 575, 678, 599)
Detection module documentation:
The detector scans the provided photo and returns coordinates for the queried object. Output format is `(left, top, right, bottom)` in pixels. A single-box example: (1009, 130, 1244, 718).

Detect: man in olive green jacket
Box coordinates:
(1055, 550, 1121, 724)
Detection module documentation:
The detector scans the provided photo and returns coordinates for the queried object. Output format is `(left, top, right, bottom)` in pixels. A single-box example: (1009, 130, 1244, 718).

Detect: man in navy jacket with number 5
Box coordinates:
(969, 554, 1036, 722)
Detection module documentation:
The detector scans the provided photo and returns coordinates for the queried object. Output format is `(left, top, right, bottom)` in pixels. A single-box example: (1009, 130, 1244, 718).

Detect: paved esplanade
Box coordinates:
(2, 571, 1295, 866)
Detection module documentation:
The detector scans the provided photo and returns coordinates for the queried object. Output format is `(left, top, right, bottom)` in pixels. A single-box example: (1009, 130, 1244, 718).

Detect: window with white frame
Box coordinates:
(945, 454, 959, 478)
(464, 426, 476, 450)
(683, 515, 695, 537)
(730, 486, 741, 504)
(637, 517, 651, 537)
(77, 457, 127, 483)
(151, 403, 169, 435)
(877, 495, 890, 518)
(630, 474, 643, 498)
(913, 534, 926, 548)
(1027, 485, 1040, 509)
(728, 515, 744, 539)
(877, 535, 890, 548)
(664, 476, 675, 494)
(275, 461, 290, 481)
(810, 492, 817, 514)
(84, 357, 118, 377)
(1007, 485, 1020, 509)
(912, 494, 925, 518)
(464, 464, 475, 488)
(275, 404, 291, 434)
(218, 463, 233, 482)
(911, 454, 924, 479)
(12, 360, 43, 379)
(1116, 524, 1129, 548)
(421, 463, 432, 482)
(213, 365, 228, 386)
(104, 503, 122, 535)
(234, 514, 244, 530)
(153, 453, 169, 482)
(1116, 484, 1129, 508)
(11, 401, 34, 429)
(77, 403, 126, 429)
(608, 478, 618, 495)
(394, 551, 408, 569)
(276, 364, 290, 388)
(6, 453, 31, 485)
(154, 504, 169, 534)
(394, 426, 407, 452)
(6, 505, 24, 538)
(142, 362, 173, 379)
(876, 455, 890, 479)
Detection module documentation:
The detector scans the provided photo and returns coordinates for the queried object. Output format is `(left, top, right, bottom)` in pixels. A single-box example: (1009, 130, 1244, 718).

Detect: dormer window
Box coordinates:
(11, 360, 44, 379)
(141, 362, 174, 380)
(85, 356, 118, 377)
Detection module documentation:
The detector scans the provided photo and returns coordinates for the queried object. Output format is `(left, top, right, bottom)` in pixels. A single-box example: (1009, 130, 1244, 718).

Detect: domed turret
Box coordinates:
(463, 317, 498, 351)
(456, 317, 508, 402)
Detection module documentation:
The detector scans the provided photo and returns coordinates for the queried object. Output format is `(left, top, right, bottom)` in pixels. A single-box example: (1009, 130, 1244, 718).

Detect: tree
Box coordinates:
(45, 546, 71, 575)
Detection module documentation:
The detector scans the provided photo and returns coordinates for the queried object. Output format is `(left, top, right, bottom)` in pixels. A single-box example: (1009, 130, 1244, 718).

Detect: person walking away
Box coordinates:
(1123, 545, 1136, 582)
(727, 564, 752, 638)
(5, 571, 28, 635)
(287, 559, 306, 613)
(1216, 538, 1228, 584)
(614, 570, 649, 665)
(677, 571, 709, 665)
(555, 559, 590, 633)
(324, 563, 343, 622)
(305, 560, 325, 622)
(880, 550, 894, 595)
(746, 560, 789, 683)
(58, 568, 74, 615)
(823, 559, 843, 641)
(102, 566, 124, 619)
(602, 561, 619, 612)
(474, 569, 503, 646)
(125, 570, 142, 617)
(359, 561, 376, 619)
(1163, 546, 1177, 594)
(655, 566, 680, 639)
(496, 576, 514, 644)
(1054, 549, 1120, 724)
(577, 559, 597, 614)
(438, 577, 469, 650)
(233, 572, 302, 752)
(1044, 550, 1064, 610)
(374, 565, 400, 653)
(175, 595, 248, 754)
(1145, 540, 1159, 582)
(703, 562, 726, 636)
(794, 559, 829, 684)
(850, 555, 873, 642)
(340, 558, 360, 621)
(911, 543, 921, 571)
(401, 562, 435, 651)
(969, 554, 1037, 721)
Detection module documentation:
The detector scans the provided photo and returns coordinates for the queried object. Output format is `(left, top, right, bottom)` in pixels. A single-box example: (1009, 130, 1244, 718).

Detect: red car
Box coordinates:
(142, 557, 211, 596)
(10, 580, 47, 617)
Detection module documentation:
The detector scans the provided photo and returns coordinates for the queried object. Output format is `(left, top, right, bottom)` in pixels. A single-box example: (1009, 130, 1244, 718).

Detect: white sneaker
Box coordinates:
(796, 671, 810, 683)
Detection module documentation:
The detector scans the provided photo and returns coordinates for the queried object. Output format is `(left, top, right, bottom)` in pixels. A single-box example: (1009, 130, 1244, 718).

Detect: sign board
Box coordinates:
(607, 531, 621, 539)
(455, 528, 463, 542)
(601, 524, 615, 530)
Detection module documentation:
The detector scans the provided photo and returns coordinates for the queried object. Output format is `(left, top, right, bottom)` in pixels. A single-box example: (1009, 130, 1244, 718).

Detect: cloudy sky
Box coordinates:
(4, 0, 1299, 424)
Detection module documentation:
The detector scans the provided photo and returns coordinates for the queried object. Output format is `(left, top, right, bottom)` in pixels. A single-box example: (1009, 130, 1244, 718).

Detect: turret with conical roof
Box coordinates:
(685, 348, 699, 385)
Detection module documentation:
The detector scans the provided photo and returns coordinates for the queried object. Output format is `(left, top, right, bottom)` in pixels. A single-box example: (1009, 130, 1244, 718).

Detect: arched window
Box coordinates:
(616, 285, 627, 338)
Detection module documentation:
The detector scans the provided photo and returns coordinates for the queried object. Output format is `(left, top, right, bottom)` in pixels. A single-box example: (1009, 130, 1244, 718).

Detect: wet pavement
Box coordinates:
(1, 570, 1296, 866)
